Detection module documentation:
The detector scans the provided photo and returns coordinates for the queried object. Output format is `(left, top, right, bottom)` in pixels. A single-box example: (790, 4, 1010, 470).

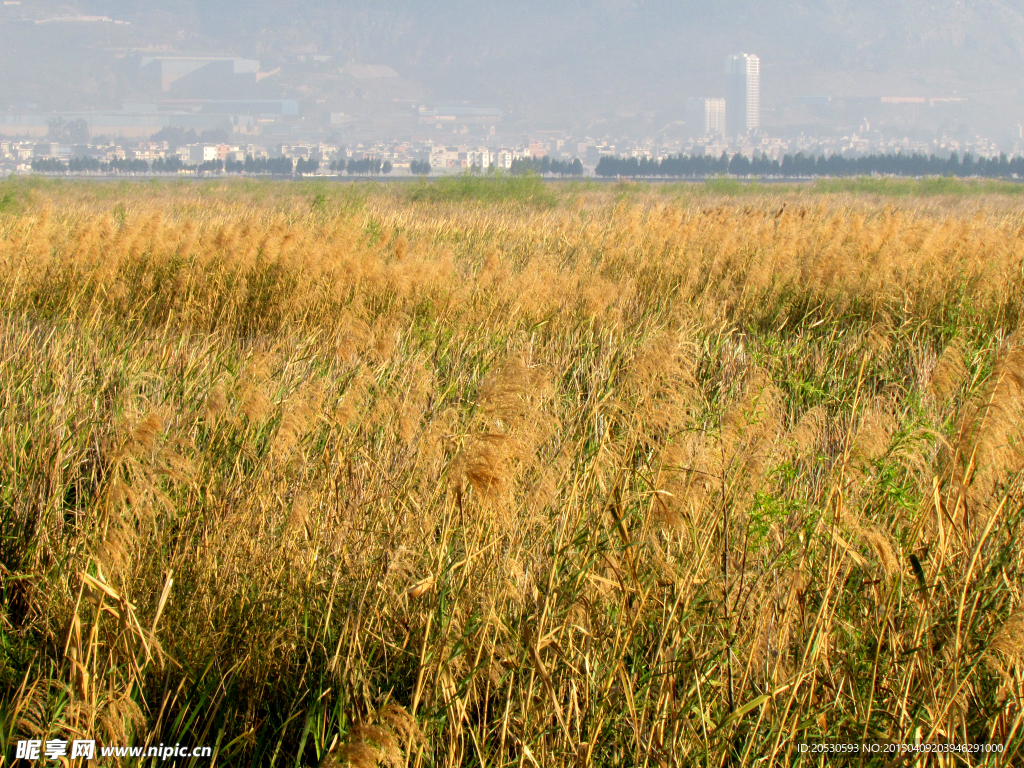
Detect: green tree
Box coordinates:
(46, 117, 89, 144)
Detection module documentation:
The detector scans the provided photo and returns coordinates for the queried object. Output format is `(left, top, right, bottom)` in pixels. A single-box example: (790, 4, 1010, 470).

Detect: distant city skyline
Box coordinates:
(3, 1, 1024, 150)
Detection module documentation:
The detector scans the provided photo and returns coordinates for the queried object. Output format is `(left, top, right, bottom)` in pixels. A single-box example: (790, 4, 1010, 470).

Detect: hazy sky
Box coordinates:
(2, 0, 1023, 139)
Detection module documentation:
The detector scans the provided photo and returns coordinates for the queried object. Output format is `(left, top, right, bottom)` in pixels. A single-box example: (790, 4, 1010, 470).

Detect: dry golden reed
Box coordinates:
(1, 180, 1022, 766)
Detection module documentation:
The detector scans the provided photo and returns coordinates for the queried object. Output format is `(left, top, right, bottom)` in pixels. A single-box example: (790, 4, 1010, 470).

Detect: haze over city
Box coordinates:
(2, 0, 1024, 171)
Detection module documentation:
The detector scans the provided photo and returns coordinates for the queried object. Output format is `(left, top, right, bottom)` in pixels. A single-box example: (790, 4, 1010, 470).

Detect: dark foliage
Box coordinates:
(510, 156, 584, 176)
(596, 151, 1024, 178)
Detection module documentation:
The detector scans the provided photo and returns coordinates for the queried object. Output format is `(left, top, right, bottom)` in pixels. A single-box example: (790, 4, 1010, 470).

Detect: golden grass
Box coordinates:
(1, 179, 1023, 765)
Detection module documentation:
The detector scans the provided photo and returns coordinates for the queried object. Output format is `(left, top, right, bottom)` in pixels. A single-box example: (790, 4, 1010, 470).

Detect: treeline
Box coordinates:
(227, 156, 297, 175)
(32, 157, 150, 173)
(152, 157, 188, 173)
(328, 158, 394, 175)
(31, 154, 318, 176)
(510, 156, 584, 176)
(596, 151, 1024, 178)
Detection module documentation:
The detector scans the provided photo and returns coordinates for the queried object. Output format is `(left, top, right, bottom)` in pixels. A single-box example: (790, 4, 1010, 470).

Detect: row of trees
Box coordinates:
(225, 156, 299, 175)
(596, 151, 1024, 178)
(152, 157, 188, 173)
(31, 154, 385, 177)
(328, 158, 394, 175)
(510, 156, 585, 176)
(30, 155, 317, 176)
(32, 157, 149, 174)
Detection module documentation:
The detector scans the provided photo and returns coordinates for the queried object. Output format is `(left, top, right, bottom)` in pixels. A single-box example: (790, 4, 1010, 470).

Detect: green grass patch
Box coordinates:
(811, 175, 1024, 196)
(660, 177, 801, 197)
(406, 171, 557, 207)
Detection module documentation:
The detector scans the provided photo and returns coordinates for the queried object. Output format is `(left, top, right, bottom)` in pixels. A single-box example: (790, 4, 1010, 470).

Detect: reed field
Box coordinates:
(2, 176, 1024, 766)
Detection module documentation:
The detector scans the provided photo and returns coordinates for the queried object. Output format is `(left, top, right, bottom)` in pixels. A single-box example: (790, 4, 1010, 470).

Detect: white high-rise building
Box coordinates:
(686, 97, 726, 136)
(725, 53, 760, 135)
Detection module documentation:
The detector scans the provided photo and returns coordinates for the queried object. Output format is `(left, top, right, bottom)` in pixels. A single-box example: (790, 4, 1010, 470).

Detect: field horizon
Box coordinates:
(1, 177, 1022, 766)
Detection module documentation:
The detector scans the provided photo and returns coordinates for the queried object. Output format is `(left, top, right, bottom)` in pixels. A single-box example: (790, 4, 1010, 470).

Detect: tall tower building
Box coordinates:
(725, 53, 760, 136)
(686, 97, 726, 136)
